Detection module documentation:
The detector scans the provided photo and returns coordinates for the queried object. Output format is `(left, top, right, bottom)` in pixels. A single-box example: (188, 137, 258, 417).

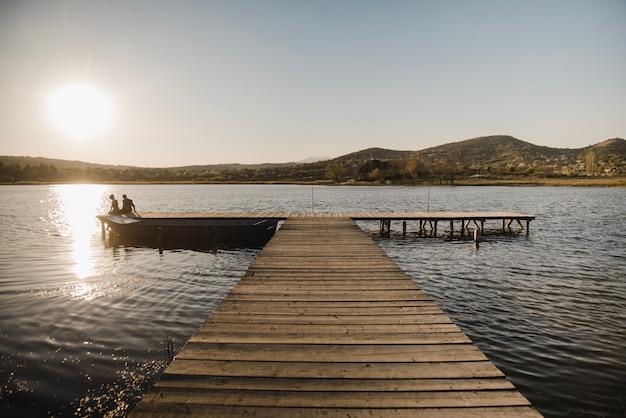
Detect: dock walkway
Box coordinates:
(130, 217, 541, 417)
(138, 211, 535, 237)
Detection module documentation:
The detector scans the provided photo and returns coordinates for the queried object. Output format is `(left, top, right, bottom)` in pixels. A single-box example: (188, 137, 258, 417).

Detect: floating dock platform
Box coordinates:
(129, 216, 541, 417)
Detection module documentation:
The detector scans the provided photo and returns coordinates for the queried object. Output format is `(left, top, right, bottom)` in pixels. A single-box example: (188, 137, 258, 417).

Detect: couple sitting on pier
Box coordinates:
(108, 194, 136, 215)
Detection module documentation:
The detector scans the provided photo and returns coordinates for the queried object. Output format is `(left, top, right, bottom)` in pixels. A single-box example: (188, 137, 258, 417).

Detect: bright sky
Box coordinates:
(1, 0, 624, 167)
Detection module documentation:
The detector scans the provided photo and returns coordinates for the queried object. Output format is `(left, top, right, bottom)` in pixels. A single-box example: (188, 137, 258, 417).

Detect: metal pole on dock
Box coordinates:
(474, 227, 480, 248)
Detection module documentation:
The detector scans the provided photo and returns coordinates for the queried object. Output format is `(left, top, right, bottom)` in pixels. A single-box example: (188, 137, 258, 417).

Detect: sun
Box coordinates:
(48, 83, 112, 139)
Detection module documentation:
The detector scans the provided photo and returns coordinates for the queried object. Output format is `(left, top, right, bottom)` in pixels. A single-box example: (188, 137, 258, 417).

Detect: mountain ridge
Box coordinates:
(4, 135, 622, 171)
(330, 135, 624, 167)
(1, 135, 624, 183)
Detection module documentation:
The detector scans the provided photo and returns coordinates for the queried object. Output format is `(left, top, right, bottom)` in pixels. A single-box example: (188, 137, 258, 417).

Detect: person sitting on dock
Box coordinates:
(108, 194, 121, 214)
(121, 194, 136, 214)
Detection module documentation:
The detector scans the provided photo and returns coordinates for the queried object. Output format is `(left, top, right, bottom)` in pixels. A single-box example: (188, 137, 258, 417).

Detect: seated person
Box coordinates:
(108, 194, 121, 214)
(121, 194, 136, 214)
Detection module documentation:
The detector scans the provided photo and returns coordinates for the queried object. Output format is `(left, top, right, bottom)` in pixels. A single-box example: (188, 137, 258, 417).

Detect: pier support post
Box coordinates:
(157, 227, 164, 254)
(101, 220, 106, 238)
(450, 220, 454, 239)
(402, 221, 406, 236)
(379, 220, 391, 237)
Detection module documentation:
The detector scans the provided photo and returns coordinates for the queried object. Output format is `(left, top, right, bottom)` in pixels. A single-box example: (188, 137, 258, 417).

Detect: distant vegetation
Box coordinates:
(2, 136, 625, 186)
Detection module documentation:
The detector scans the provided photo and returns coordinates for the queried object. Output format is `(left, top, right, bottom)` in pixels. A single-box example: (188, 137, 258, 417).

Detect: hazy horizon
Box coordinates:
(1, 1, 624, 167)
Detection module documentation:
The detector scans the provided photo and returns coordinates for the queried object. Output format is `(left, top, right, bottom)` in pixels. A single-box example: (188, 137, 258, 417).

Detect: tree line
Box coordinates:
(0, 153, 620, 185)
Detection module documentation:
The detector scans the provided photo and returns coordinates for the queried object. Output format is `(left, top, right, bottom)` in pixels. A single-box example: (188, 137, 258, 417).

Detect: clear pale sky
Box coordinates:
(1, 0, 624, 167)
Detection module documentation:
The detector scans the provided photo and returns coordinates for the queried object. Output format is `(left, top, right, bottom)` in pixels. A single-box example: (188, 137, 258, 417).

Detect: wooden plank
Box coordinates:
(175, 343, 489, 362)
(235, 280, 417, 286)
(138, 388, 532, 408)
(206, 313, 451, 325)
(186, 331, 471, 345)
(193, 323, 463, 334)
(163, 359, 505, 379)
(210, 306, 448, 317)
(129, 217, 541, 417)
(153, 376, 512, 391)
(131, 405, 542, 418)
(222, 292, 433, 302)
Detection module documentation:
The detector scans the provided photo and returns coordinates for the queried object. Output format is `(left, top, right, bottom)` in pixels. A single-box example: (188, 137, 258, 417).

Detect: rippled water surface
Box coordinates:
(0, 184, 624, 417)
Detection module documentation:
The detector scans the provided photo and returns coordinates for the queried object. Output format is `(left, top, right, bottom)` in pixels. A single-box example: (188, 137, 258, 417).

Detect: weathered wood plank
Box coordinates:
(186, 331, 471, 345)
(138, 388, 532, 408)
(206, 313, 451, 325)
(163, 359, 505, 379)
(234, 281, 418, 290)
(222, 292, 433, 302)
(153, 376, 512, 391)
(131, 404, 542, 418)
(195, 323, 463, 334)
(175, 343, 489, 362)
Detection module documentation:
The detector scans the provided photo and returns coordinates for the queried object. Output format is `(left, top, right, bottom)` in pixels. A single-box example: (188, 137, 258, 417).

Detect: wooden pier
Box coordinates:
(130, 216, 541, 417)
(138, 211, 535, 237)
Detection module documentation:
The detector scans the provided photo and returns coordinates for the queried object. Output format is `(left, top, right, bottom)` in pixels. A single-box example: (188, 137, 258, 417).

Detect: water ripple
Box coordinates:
(1, 185, 625, 417)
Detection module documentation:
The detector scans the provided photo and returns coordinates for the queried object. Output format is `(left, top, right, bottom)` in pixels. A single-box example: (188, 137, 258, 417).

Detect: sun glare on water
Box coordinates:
(50, 184, 107, 283)
(47, 83, 113, 139)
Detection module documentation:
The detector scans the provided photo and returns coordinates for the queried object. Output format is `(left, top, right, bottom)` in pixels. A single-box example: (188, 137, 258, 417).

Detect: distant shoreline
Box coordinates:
(3, 177, 625, 187)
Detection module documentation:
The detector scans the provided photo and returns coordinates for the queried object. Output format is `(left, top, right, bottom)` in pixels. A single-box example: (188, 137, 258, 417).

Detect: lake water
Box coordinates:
(0, 184, 624, 417)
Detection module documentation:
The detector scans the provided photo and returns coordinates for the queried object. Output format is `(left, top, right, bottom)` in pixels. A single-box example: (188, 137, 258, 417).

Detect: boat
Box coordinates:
(96, 213, 279, 248)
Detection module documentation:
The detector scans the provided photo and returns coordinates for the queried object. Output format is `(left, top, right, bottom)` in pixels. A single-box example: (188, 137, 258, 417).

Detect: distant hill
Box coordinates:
(1, 135, 624, 184)
(418, 135, 565, 165)
(333, 147, 408, 163)
(332, 135, 626, 170)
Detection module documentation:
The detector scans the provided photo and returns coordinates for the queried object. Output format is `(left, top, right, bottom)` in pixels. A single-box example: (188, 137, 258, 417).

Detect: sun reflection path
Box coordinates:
(51, 185, 109, 283)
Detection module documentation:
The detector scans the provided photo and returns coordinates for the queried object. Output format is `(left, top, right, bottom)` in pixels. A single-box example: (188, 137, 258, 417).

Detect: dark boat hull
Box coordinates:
(97, 215, 278, 248)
